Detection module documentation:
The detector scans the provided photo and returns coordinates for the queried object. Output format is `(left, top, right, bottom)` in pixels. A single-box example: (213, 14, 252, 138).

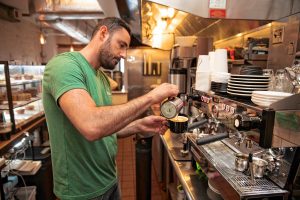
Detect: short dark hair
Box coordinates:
(91, 17, 131, 39)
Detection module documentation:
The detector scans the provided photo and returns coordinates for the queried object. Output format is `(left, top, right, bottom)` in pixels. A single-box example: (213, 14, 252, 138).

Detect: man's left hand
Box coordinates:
(137, 115, 168, 135)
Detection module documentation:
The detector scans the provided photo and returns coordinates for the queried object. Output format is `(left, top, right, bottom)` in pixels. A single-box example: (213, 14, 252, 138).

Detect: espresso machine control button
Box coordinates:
(234, 114, 261, 131)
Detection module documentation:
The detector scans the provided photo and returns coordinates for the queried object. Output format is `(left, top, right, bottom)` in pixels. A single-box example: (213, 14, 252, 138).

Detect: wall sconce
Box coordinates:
(70, 45, 74, 52)
(40, 31, 46, 45)
(167, 8, 175, 18)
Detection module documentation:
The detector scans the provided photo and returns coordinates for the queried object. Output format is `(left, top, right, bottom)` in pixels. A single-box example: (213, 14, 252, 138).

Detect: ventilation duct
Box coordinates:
(149, 0, 300, 20)
(30, 0, 110, 44)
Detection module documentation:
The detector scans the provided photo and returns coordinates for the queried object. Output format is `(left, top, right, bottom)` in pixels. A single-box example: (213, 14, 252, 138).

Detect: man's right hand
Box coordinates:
(146, 83, 179, 104)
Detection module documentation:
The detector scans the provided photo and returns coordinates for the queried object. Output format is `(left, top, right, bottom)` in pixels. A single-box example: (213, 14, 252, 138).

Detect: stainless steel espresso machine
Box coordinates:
(187, 90, 300, 200)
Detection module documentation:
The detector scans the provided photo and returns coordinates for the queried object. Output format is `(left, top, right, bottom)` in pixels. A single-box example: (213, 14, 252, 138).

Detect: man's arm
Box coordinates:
(58, 83, 178, 141)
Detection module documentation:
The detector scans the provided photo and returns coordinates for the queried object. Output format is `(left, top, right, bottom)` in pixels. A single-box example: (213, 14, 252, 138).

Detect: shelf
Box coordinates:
(0, 115, 45, 155)
(0, 79, 42, 87)
(228, 59, 245, 65)
(0, 97, 41, 110)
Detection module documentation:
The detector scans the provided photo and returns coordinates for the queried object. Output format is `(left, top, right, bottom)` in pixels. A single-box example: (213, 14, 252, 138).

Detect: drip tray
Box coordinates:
(188, 136, 288, 198)
(233, 176, 283, 194)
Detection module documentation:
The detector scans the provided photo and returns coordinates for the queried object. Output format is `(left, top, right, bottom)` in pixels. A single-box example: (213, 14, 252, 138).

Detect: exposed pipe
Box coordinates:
(36, 11, 105, 21)
(30, 0, 106, 44)
(48, 19, 90, 44)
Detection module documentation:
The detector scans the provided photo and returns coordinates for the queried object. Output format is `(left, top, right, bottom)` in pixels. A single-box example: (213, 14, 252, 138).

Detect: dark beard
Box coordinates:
(99, 38, 120, 70)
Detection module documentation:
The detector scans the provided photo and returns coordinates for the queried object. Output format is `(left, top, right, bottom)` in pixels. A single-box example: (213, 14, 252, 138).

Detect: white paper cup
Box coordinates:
(214, 49, 228, 73)
(208, 51, 215, 73)
(195, 71, 211, 92)
(197, 55, 210, 72)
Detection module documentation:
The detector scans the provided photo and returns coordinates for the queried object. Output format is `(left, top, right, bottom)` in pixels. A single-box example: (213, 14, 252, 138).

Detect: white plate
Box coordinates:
(252, 91, 293, 98)
(228, 85, 268, 91)
(229, 79, 270, 84)
(227, 88, 252, 94)
(230, 77, 270, 81)
(230, 74, 270, 78)
(252, 94, 285, 101)
(228, 82, 269, 88)
(251, 99, 272, 107)
(227, 91, 251, 97)
(251, 96, 278, 103)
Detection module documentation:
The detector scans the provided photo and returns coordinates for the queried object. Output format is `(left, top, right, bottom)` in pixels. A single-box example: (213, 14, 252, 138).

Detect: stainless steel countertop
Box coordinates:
(160, 130, 210, 200)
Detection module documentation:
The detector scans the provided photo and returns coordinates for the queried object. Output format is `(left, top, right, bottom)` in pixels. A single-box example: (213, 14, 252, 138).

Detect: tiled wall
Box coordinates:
(272, 111, 300, 147)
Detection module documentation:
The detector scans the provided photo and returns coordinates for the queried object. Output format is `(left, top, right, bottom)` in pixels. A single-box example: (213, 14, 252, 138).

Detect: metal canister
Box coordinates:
(160, 97, 184, 119)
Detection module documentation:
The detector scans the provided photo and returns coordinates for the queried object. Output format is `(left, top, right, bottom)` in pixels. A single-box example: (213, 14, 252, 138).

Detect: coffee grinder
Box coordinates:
(169, 44, 197, 94)
(169, 44, 197, 117)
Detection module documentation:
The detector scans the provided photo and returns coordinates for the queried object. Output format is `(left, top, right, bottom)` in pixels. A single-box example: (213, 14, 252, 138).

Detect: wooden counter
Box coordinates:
(111, 91, 128, 105)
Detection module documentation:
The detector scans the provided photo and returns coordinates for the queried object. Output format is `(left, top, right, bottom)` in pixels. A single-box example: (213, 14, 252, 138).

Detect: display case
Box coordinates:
(0, 61, 45, 141)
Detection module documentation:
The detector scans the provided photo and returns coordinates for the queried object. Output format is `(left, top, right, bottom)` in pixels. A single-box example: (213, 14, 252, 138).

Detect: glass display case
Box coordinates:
(0, 61, 45, 141)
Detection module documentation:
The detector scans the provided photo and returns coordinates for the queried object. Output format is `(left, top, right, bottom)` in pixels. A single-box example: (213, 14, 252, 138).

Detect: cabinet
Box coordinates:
(0, 61, 45, 144)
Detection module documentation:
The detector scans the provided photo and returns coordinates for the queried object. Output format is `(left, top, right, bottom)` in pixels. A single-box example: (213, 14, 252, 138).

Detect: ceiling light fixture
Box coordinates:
(167, 8, 175, 18)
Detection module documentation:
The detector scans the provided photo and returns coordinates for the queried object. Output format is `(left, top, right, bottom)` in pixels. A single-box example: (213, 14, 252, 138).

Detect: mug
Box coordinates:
(168, 116, 188, 134)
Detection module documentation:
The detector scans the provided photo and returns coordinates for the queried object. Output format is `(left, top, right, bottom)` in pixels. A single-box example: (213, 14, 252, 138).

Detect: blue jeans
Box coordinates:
(90, 183, 121, 200)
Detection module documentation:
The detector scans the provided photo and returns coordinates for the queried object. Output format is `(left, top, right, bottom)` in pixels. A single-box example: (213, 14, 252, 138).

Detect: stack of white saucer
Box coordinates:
(251, 91, 293, 107)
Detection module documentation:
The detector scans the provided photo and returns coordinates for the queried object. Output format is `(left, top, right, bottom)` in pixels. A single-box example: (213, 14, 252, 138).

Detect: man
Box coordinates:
(43, 17, 178, 200)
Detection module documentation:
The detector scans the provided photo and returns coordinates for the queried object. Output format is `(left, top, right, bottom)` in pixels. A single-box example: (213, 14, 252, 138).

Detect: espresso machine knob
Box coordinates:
(234, 114, 261, 131)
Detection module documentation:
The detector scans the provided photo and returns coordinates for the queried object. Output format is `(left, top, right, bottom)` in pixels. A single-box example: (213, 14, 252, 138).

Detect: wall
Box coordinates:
(0, 17, 57, 64)
(125, 47, 170, 100)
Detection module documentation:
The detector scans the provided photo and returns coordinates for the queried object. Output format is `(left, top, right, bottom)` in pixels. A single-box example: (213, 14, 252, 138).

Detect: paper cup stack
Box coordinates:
(209, 50, 230, 93)
(195, 55, 210, 92)
(214, 49, 228, 73)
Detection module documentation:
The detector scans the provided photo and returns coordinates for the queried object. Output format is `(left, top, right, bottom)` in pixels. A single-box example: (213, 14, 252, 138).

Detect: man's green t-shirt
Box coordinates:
(43, 52, 117, 200)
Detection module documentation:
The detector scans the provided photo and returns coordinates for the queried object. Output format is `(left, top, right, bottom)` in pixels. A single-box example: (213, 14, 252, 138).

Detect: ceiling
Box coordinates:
(1, 0, 298, 50)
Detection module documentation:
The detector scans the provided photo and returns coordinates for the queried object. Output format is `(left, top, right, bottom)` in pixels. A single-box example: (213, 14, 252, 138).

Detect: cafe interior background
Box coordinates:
(0, 0, 300, 200)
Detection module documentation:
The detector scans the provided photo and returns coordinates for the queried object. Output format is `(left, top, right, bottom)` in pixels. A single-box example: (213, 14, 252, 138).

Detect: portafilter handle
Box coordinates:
(196, 132, 229, 145)
(187, 119, 208, 131)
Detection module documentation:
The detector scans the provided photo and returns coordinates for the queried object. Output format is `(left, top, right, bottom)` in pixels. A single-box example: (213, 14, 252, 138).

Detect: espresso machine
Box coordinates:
(186, 90, 300, 199)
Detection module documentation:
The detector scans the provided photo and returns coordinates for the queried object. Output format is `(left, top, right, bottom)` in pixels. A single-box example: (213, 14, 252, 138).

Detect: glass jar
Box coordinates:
(263, 69, 275, 91)
(274, 69, 293, 92)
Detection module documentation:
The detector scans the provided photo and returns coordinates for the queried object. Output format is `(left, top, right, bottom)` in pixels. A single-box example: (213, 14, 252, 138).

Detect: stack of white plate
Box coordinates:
(227, 74, 270, 97)
(251, 91, 293, 107)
